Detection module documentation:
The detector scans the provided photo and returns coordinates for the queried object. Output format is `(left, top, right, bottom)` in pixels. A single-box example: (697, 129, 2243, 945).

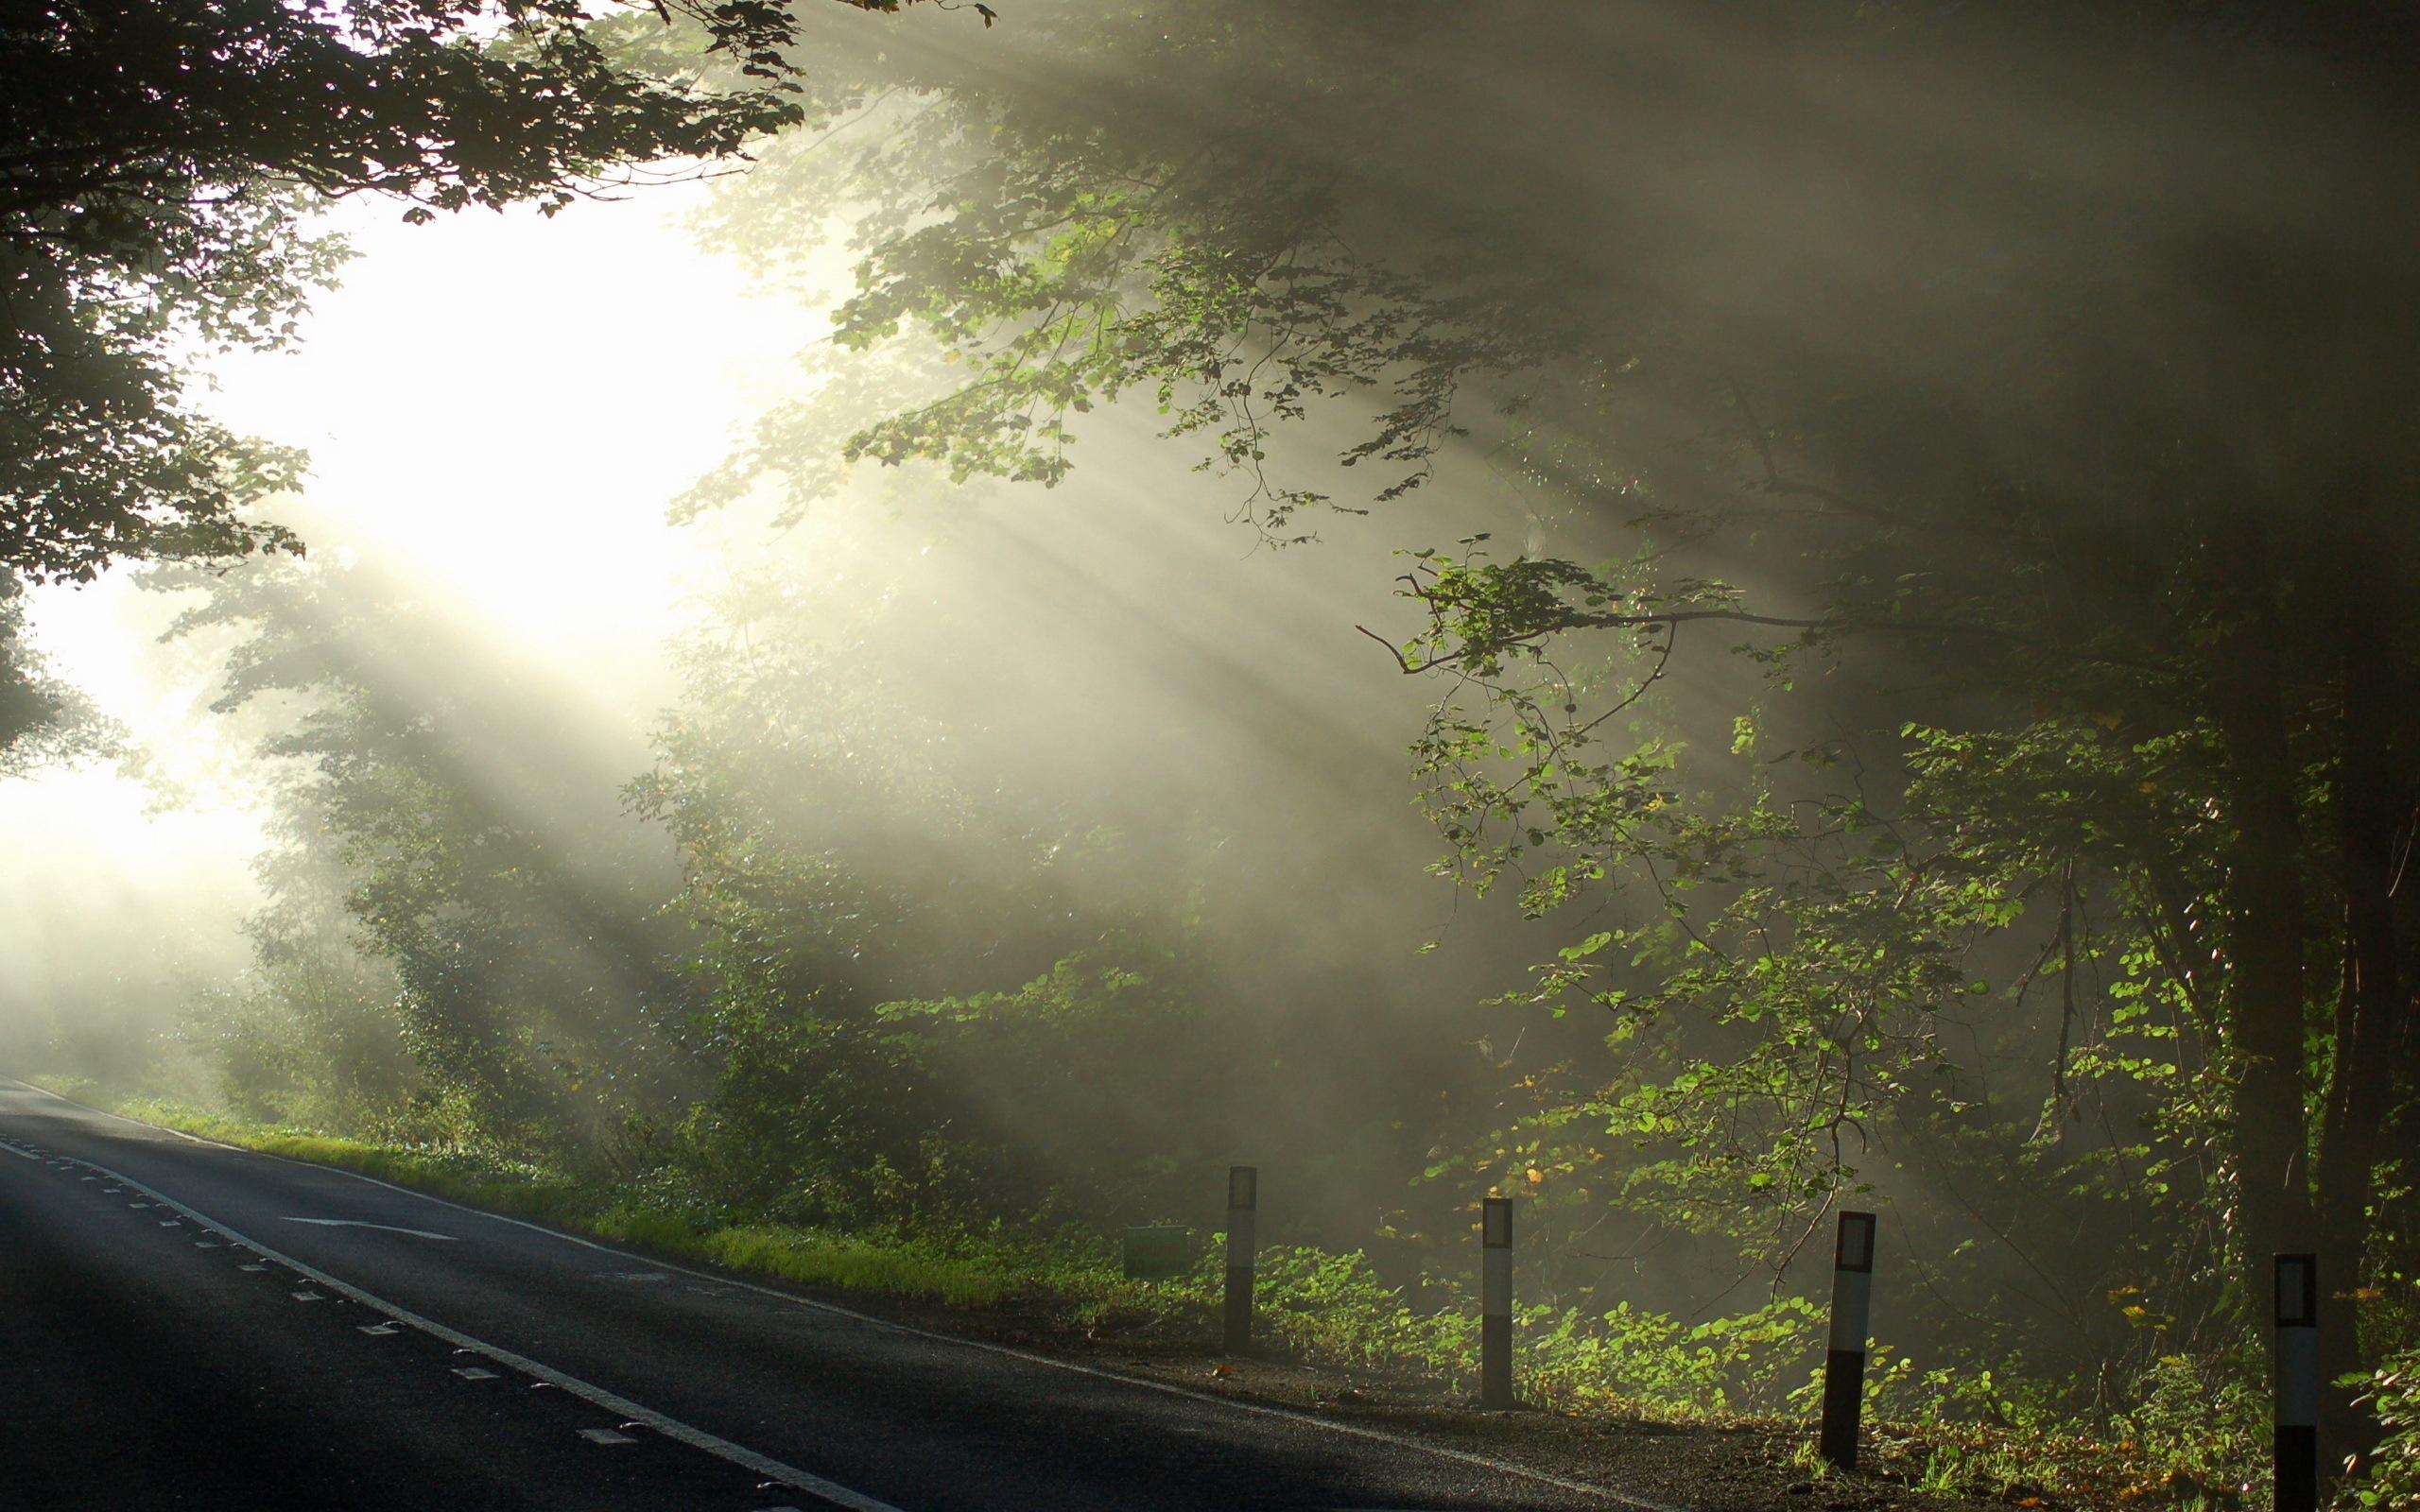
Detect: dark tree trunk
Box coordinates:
(2208, 570, 2313, 1321)
(2316, 523, 2411, 1480)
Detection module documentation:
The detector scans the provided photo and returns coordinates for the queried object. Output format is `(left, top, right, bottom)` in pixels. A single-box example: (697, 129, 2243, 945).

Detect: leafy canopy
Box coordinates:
(0, 0, 927, 583)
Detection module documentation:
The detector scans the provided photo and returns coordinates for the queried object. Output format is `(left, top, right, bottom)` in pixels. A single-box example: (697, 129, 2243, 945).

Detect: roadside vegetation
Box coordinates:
(48, 1083, 2364, 1511)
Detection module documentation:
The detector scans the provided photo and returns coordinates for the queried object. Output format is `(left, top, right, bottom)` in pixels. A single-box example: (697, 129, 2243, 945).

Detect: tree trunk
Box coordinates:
(2316, 526, 2410, 1480)
(2208, 569, 2312, 1326)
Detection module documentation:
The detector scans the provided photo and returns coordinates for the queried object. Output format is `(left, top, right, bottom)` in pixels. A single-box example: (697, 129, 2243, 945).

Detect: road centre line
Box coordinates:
(0, 1083, 1674, 1512)
(8, 1143, 906, 1512)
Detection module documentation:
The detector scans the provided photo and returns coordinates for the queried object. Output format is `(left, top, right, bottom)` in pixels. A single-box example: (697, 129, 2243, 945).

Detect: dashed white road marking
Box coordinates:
(578, 1428, 639, 1445)
(359, 1323, 402, 1336)
(291, 1291, 325, 1302)
(281, 1217, 457, 1242)
(452, 1367, 499, 1381)
(21, 1146, 908, 1512)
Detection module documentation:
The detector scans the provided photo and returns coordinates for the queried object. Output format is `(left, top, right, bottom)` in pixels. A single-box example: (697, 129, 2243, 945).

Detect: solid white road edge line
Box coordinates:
(1, 1079, 1678, 1512)
(0, 1136, 904, 1512)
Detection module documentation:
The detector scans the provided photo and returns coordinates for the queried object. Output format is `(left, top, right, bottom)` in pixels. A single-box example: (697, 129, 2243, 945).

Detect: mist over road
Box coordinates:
(0, 1082, 1625, 1512)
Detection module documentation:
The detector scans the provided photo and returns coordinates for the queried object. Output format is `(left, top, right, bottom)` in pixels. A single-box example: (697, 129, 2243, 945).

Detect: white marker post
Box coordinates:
(1820, 1211, 1877, 1469)
(2274, 1253, 2318, 1512)
(1480, 1196, 1515, 1409)
(1223, 1166, 1257, 1356)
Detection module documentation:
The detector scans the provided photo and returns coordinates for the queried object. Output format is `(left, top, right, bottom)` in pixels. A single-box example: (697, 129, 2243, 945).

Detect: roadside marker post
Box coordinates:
(2274, 1253, 2319, 1512)
(1819, 1211, 1877, 1469)
(1480, 1197, 1515, 1409)
(1223, 1166, 1256, 1356)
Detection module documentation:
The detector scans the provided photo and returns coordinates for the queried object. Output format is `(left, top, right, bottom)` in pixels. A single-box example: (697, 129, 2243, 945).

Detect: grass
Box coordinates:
(695, 1228, 1015, 1307)
(52, 1090, 1185, 1315)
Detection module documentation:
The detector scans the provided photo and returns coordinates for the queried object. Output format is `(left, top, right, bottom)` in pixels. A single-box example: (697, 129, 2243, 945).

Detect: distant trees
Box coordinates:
(630, 551, 1234, 1226)
(166, 530, 1256, 1216)
(159, 552, 697, 1155)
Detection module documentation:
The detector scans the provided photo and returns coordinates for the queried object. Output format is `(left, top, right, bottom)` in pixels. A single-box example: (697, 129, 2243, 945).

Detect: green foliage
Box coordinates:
(1524, 1297, 1824, 1414)
(685, 1, 1567, 542)
(0, 0, 936, 582)
(2355, 1347, 2420, 1511)
(629, 537, 1246, 1228)
(182, 953, 416, 1133)
(154, 553, 698, 1157)
(1844, 1353, 2266, 1508)
(0, 569, 116, 770)
(666, 980, 990, 1226)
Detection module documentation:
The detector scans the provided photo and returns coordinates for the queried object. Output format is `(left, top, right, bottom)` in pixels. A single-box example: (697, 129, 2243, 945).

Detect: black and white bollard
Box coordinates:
(1819, 1211, 1877, 1469)
(1223, 1166, 1257, 1356)
(1481, 1196, 1515, 1409)
(2274, 1252, 2319, 1512)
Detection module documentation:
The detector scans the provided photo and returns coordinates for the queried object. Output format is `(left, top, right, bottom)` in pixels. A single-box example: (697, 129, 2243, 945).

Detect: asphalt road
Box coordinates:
(0, 1080, 1639, 1512)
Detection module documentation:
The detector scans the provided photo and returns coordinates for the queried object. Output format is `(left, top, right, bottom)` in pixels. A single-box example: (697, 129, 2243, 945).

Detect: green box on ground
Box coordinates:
(1121, 1227, 1194, 1280)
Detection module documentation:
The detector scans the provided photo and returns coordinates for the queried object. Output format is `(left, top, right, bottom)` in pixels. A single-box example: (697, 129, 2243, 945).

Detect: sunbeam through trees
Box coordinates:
(5, 2, 2420, 1508)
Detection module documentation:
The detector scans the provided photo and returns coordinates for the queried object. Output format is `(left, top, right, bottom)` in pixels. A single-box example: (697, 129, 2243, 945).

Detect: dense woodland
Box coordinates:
(9, 0, 2420, 1503)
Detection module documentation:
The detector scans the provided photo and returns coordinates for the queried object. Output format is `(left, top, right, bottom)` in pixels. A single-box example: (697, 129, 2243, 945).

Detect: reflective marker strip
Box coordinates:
(38, 1151, 908, 1512)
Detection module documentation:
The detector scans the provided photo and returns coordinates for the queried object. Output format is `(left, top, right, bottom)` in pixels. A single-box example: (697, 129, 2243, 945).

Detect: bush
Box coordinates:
(2354, 1349, 2420, 1512)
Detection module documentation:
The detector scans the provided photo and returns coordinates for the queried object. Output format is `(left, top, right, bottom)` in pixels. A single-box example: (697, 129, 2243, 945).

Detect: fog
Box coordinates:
(6, 0, 2409, 1434)
(1, 176, 1583, 1228)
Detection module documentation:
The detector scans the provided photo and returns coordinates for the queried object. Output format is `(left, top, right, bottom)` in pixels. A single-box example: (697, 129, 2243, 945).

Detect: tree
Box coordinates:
(157, 550, 700, 1156)
(688, 0, 2420, 1471)
(0, 0, 930, 586)
(630, 544, 1234, 1226)
(0, 568, 112, 770)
